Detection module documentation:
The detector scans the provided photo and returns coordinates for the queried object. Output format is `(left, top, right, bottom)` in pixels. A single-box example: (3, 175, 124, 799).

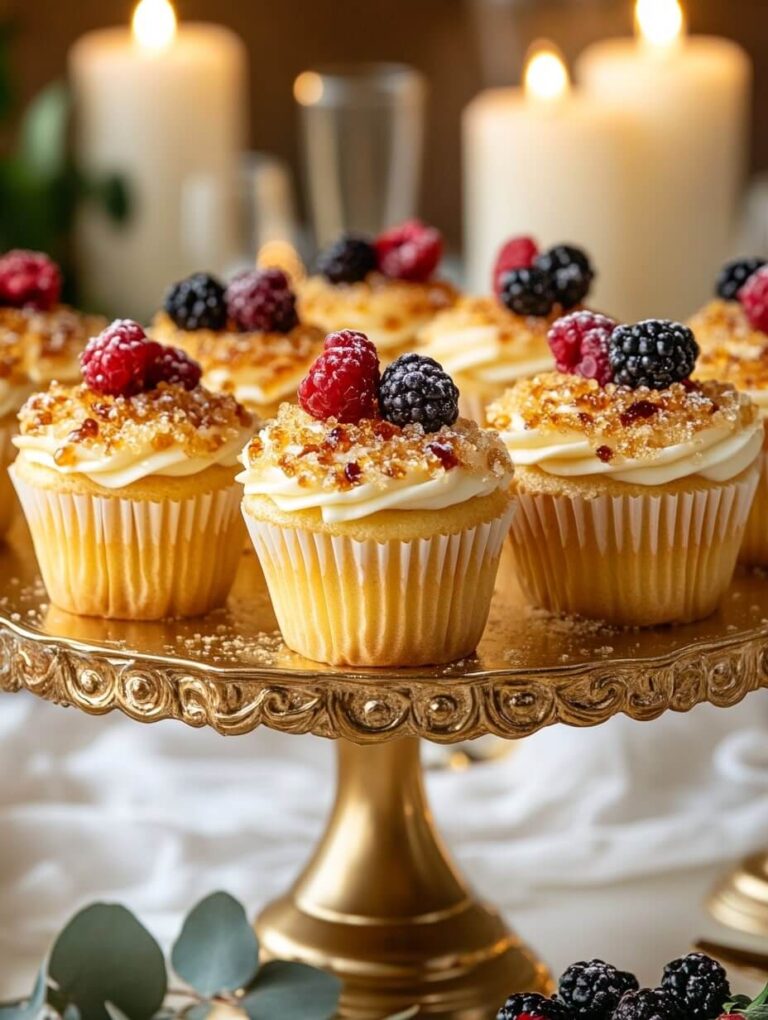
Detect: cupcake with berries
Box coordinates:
(298, 220, 457, 363)
(11, 321, 252, 619)
(689, 257, 768, 353)
(487, 313, 762, 626)
(151, 267, 324, 419)
(0, 250, 105, 537)
(420, 236, 595, 422)
(238, 331, 514, 667)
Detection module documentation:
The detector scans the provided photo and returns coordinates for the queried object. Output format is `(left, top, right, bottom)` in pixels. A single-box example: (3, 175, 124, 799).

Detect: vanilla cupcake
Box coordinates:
(11, 320, 252, 619)
(689, 257, 767, 352)
(151, 268, 324, 418)
(488, 318, 762, 626)
(239, 333, 514, 667)
(298, 221, 457, 362)
(420, 236, 596, 422)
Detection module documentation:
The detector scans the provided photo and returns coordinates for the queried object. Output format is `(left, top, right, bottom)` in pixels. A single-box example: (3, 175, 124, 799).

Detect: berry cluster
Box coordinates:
(498, 953, 737, 1020)
(716, 257, 768, 333)
(164, 268, 298, 335)
(81, 320, 201, 398)
(316, 220, 443, 286)
(493, 236, 594, 316)
(547, 312, 699, 391)
(298, 330, 459, 432)
(0, 249, 62, 311)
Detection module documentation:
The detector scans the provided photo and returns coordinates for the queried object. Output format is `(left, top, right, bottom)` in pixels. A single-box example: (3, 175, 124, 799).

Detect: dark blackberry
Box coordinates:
(317, 235, 377, 285)
(614, 988, 683, 1020)
(535, 244, 594, 309)
(379, 353, 459, 433)
(715, 257, 766, 301)
(608, 320, 699, 390)
(499, 267, 555, 317)
(559, 959, 639, 1019)
(497, 992, 571, 1020)
(661, 953, 731, 1020)
(164, 273, 227, 331)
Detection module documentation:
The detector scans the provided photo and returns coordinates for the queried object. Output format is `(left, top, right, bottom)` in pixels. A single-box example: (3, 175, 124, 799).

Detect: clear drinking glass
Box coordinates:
(294, 63, 426, 249)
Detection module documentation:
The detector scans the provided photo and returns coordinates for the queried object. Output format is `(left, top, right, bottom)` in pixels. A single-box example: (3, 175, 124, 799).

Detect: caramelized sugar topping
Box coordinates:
(299, 272, 457, 331)
(689, 298, 766, 350)
(695, 341, 768, 391)
(0, 305, 106, 380)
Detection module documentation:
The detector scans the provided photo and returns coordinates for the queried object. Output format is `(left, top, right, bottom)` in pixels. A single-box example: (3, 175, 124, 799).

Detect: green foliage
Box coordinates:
(241, 962, 341, 1020)
(171, 893, 260, 998)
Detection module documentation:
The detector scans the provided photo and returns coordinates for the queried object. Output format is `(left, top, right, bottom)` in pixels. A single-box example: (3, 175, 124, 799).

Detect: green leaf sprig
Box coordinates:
(723, 981, 768, 1017)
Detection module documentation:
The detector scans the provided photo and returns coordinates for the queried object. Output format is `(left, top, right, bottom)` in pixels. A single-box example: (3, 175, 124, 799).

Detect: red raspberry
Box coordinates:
(226, 268, 298, 333)
(147, 345, 202, 391)
(0, 250, 62, 311)
(548, 311, 616, 385)
(81, 320, 162, 397)
(375, 220, 442, 282)
(739, 265, 768, 333)
(298, 330, 380, 423)
(493, 236, 539, 298)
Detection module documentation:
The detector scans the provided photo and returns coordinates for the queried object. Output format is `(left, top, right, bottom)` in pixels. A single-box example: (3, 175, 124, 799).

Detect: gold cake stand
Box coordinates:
(2, 520, 768, 1019)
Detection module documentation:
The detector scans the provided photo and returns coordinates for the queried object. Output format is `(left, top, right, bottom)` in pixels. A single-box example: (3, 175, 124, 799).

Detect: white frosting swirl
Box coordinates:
(422, 323, 553, 381)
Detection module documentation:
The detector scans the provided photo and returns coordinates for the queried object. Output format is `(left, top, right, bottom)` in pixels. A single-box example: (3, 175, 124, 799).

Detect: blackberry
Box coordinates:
(497, 992, 571, 1020)
(661, 953, 731, 1020)
(379, 353, 459, 432)
(559, 959, 639, 1019)
(499, 267, 555, 317)
(317, 235, 377, 285)
(164, 272, 227, 331)
(608, 320, 699, 390)
(614, 988, 683, 1020)
(535, 244, 594, 309)
(715, 257, 766, 301)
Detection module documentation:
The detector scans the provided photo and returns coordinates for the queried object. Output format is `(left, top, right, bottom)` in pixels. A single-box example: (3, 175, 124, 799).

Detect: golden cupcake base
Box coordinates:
(3, 521, 768, 1016)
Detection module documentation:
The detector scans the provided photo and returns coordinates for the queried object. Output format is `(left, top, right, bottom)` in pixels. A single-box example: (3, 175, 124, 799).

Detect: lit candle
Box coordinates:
(69, 0, 248, 320)
(577, 0, 751, 320)
(463, 43, 637, 311)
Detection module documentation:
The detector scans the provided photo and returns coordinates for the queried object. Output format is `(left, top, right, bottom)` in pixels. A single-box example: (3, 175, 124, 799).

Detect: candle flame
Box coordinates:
(132, 0, 177, 51)
(524, 42, 570, 103)
(635, 0, 685, 48)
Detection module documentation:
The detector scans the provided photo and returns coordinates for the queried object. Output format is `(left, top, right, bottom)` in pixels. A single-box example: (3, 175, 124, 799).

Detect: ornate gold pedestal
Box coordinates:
(710, 853, 768, 938)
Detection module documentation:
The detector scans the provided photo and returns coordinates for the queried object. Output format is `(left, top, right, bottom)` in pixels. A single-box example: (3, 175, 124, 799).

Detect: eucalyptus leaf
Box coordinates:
(241, 962, 341, 1020)
(49, 904, 167, 1020)
(18, 81, 70, 178)
(0, 964, 47, 1020)
(171, 893, 259, 998)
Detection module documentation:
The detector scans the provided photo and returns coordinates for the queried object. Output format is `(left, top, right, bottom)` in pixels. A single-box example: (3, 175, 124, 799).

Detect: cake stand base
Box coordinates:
(256, 738, 549, 1018)
(710, 852, 768, 937)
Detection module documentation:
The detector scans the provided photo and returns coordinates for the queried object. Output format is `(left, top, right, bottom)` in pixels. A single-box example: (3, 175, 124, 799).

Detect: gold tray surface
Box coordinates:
(2, 523, 768, 743)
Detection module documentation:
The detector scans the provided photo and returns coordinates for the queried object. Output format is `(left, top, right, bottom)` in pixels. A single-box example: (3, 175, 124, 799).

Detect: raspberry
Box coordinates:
(493, 236, 539, 298)
(496, 993, 571, 1020)
(379, 353, 459, 432)
(609, 320, 699, 390)
(614, 989, 683, 1020)
(147, 346, 202, 391)
(298, 330, 380, 423)
(716, 257, 765, 301)
(226, 268, 299, 333)
(375, 220, 443, 282)
(499, 267, 555, 317)
(317, 235, 377, 284)
(559, 960, 639, 1019)
(535, 244, 594, 310)
(547, 312, 616, 385)
(81, 320, 163, 397)
(739, 265, 768, 333)
(164, 272, 227, 331)
(0, 250, 62, 311)
(661, 954, 730, 1020)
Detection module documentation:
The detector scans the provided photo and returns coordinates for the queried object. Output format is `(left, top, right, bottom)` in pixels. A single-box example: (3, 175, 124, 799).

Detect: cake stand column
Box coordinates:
(256, 736, 549, 1019)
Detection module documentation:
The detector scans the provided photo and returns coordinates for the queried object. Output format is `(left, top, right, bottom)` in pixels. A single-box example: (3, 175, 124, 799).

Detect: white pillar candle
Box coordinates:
(70, 0, 248, 321)
(577, 0, 751, 321)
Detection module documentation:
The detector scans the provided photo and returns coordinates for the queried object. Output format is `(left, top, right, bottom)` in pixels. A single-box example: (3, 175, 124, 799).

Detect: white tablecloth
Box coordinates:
(1, 690, 768, 996)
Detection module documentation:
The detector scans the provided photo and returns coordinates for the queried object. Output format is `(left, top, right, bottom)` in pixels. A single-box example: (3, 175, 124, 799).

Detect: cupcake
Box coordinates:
(487, 315, 762, 626)
(11, 320, 252, 619)
(298, 220, 457, 362)
(151, 268, 325, 418)
(239, 330, 514, 667)
(689, 257, 768, 352)
(0, 250, 105, 538)
(419, 236, 596, 422)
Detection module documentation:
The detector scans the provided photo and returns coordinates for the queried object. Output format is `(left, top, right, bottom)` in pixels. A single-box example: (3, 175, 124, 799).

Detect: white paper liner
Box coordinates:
(740, 449, 768, 566)
(509, 466, 759, 626)
(11, 468, 243, 619)
(244, 505, 514, 666)
(0, 420, 17, 538)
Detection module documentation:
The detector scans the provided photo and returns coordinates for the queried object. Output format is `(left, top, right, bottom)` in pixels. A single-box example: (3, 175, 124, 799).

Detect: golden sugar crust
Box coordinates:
(245, 403, 512, 493)
(18, 381, 253, 463)
(487, 371, 757, 460)
(421, 294, 563, 348)
(695, 340, 768, 390)
(689, 299, 765, 351)
(0, 305, 106, 382)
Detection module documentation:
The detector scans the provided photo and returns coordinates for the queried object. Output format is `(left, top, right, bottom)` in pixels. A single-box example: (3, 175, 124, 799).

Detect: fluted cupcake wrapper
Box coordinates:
(509, 467, 759, 626)
(739, 449, 768, 566)
(244, 508, 515, 667)
(11, 468, 244, 619)
(0, 420, 17, 539)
